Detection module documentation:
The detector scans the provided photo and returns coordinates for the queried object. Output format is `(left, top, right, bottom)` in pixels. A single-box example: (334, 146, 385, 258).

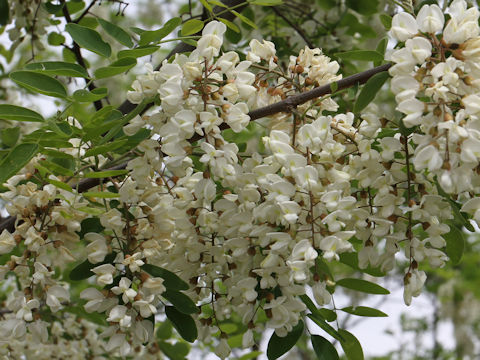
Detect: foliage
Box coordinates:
(0, 0, 479, 359)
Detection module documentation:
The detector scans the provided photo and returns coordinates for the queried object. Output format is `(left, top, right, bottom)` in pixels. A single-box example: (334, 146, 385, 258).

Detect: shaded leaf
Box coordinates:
(181, 19, 204, 36)
(139, 17, 182, 45)
(335, 50, 383, 62)
(340, 306, 388, 317)
(118, 46, 159, 59)
(73, 88, 108, 103)
(0, 0, 9, 25)
(142, 264, 189, 291)
(94, 57, 136, 79)
(0, 143, 39, 186)
(338, 329, 364, 360)
(353, 71, 389, 113)
(98, 18, 133, 48)
(443, 220, 465, 265)
(10, 71, 67, 98)
(0, 104, 44, 122)
(69, 252, 116, 281)
(336, 278, 390, 295)
(307, 314, 343, 341)
(311, 335, 339, 360)
(165, 306, 197, 343)
(267, 320, 304, 360)
(65, 23, 111, 57)
(162, 290, 198, 315)
(24, 61, 89, 78)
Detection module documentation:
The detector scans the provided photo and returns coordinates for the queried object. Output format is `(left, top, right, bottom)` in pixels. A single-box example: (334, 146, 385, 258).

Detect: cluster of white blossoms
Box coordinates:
(2, 2, 480, 357)
(5, 0, 51, 52)
(388, 0, 480, 304)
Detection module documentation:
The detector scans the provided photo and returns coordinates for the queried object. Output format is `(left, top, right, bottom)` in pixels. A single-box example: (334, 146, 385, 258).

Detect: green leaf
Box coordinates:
(118, 46, 160, 59)
(157, 341, 187, 360)
(443, 221, 465, 265)
(156, 321, 173, 339)
(238, 352, 263, 360)
(69, 252, 116, 281)
(142, 264, 189, 291)
(0, 104, 44, 122)
(338, 329, 364, 360)
(10, 71, 67, 98)
(232, 10, 257, 29)
(139, 17, 182, 45)
(307, 314, 343, 341)
(48, 32, 66, 46)
(198, 0, 213, 12)
(336, 278, 390, 295)
(84, 139, 129, 157)
(219, 18, 240, 33)
(345, 0, 378, 15)
(162, 290, 198, 315)
(379, 14, 392, 30)
(353, 71, 389, 113)
(335, 50, 383, 62)
(181, 19, 204, 36)
(340, 306, 388, 317)
(94, 57, 137, 79)
(47, 178, 73, 193)
(435, 182, 475, 232)
(38, 160, 74, 176)
(165, 306, 198, 343)
(339, 253, 386, 277)
(1, 127, 20, 147)
(24, 61, 89, 78)
(78, 217, 104, 238)
(82, 169, 128, 178)
(0, 143, 39, 186)
(73, 87, 108, 103)
(311, 335, 339, 360)
(0, 0, 9, 26)
(78, 16, 98, 29)
(249, 0, 283, 5)
(82, 191, 120, 199)
(267, 320, 304, 360)
(65, 23, 111, 58)
(319, 308, 337, 322)
(98, 18, 133, 48)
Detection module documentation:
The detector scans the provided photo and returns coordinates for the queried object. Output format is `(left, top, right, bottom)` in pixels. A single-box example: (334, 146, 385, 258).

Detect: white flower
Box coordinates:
(312, 282, 331, 306)
(122, 252, 145, 273)
(403, 270, 427, 305)
(225, 102, 250, 132)
(396, 98, 425, 127)
(413, 145, 443, 171)
(92, 263, 116, 285)
(462, 94, 480, 115)
(0, 230, 15, 254)
(390, 13, 418, 42)
(111, 277, 138, 303)
(106, 333, 131, 356)
(16, 297, 39, 321)
(85, 232, 109, 264)
(107, 305, 132, 328)
(46, 285, 70, 312)
(80, 288, 113, 313)
(416, 4, 444, 33)
(247, 39, 276, 63)
(215, 338, 231, 359)
(133, 296, 157, 318)
(142, 277, 166, 296)
(197, 21, 226, 60)
(405, 37, 432, 63)
(236, 278, 258, 302)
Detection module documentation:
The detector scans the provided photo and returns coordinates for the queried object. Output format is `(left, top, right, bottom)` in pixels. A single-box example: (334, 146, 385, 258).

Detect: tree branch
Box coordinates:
(271, 6, 314, 48)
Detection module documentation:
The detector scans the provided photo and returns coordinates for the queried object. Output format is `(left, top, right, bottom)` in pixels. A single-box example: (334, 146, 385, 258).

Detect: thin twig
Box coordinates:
(271, 6, 314, 48)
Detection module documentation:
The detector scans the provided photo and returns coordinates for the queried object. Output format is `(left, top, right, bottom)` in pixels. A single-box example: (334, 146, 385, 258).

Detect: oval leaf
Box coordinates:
(69, 252, 117, 281)
(24, 61, 89, 78)
(267, 320, 304, 360)
(65, 23, 111, 57)
(353, 71, 389, 113)
(98, 18, 133, 48)
(10, 71, 67, 98)
(94, 57, 137, 79)
(162, 290, 198, 315)
(73, 88, 108, 103)
(0, 104, 44, 122)
(444, 221, 465, 265)
(142, 263, 189, 291)
(165, 306, 198, 343)
(181, 19, 204, 36)
(336, 278, 390, 295)
(118, 46, 159, 59)
(307, 314, 343, 341)
(338, 329, 364, 360)
(311, 335, 339, 360)
(0, 143, 39, 186)
(139, 17, 182, 45)
(340, 306, 388, 317)
(335, 50, 383, 62)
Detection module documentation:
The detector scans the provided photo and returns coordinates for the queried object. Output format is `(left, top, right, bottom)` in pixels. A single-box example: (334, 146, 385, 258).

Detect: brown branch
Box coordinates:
(74, 0, 98, 23)
(271, 6, 314, 48)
